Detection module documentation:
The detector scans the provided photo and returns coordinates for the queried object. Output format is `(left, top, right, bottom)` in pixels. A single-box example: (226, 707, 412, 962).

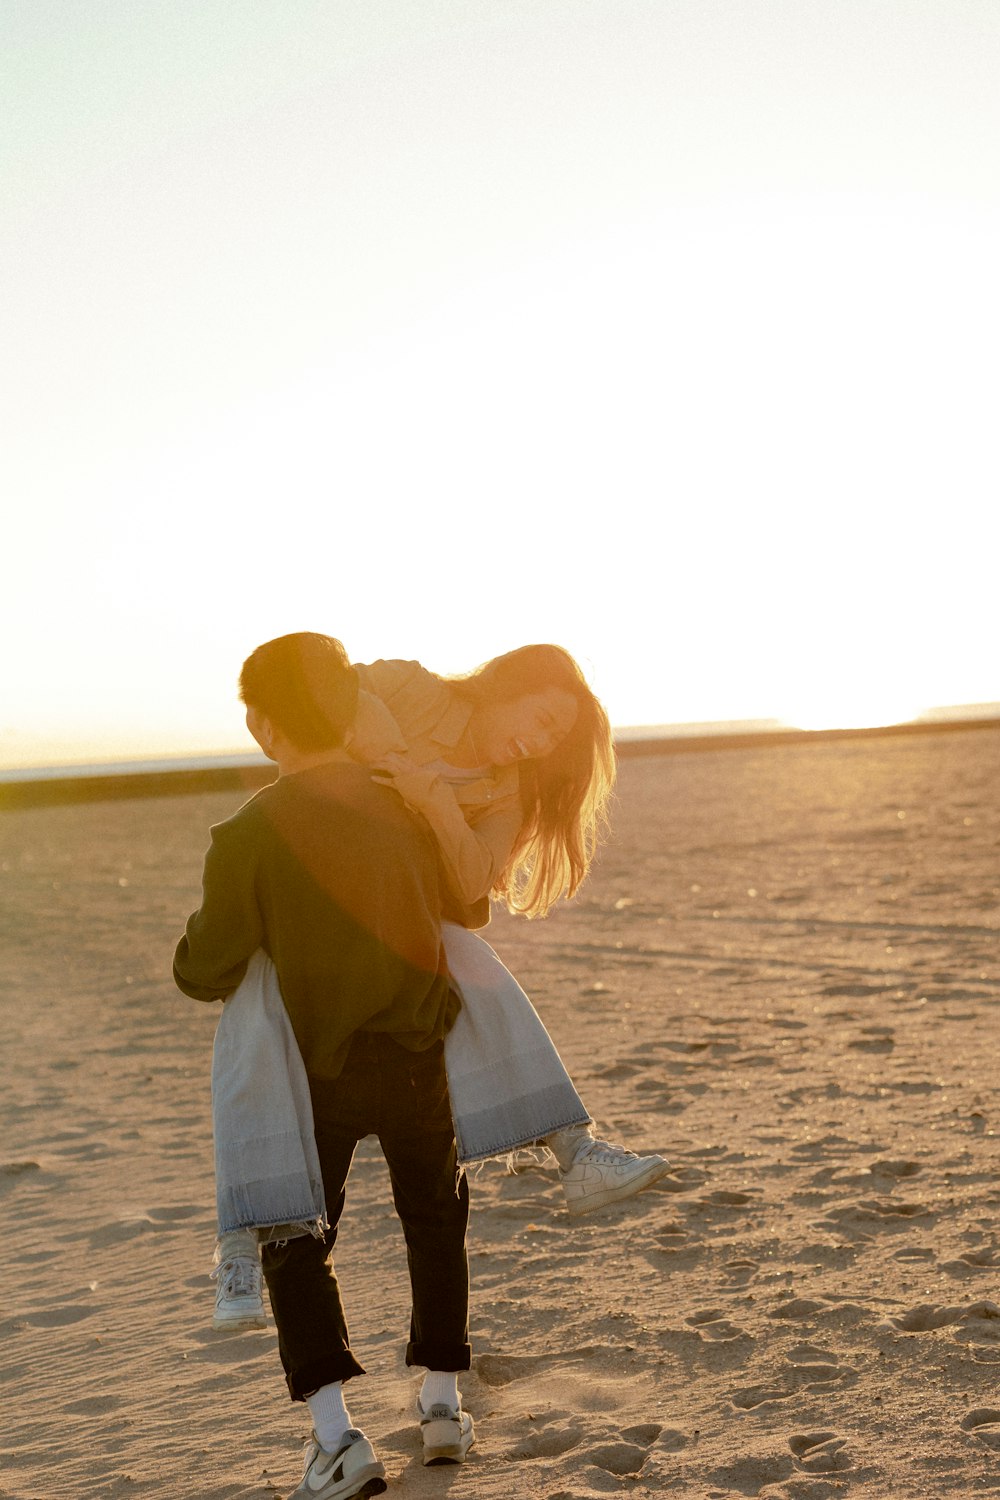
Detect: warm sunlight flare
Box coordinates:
(3, 3, 998, 769)
(779, 695, 924, 734)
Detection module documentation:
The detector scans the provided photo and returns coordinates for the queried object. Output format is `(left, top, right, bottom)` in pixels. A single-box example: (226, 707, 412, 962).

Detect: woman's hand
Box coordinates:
(370, 752, 424, 783)
(371, 753, 441, 810)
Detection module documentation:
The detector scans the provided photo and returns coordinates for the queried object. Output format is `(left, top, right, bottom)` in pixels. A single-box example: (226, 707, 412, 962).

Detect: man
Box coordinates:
(174, 632, 474, 1500)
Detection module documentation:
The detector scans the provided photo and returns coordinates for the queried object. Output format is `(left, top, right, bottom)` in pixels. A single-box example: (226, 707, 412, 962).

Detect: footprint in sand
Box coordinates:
(888, 1300, 1000, 1341)
(583, 1441, 650, 1475)
(506, 1423, 584, 1460)
(474, 1351, 543, 1387)
(787, 1341, 840, 1365)
(870, 1158, 922, 1181)
(622, 1424, 664, 1445)
(767, 1297, 829, 1322)
(579, 1426, 664, 1478)
(509, 1422, 665, 1479)
(2, 1304, 94, 1332)
(818, 1199, 933, 1237)
(729, 1337, 855, 1411)
(961, 1409, 1000, 1449)
(708, 1453, 796, 1490)
(730, 1361, 848, 1410)
(88, 1204, 208, 1247)
(789, 1430, 853, 1473)
(941, 1248, 1000, 1276)
(788, 1134, 853, 1164)
(723, 1258, 759, 1285)
(864, 1199, 933, 1220)
(656, 1168, 707, 1194)
(652, 1220, 687, 1247)
(589, 1062, 640, 1081)
(685, 1309, 750, 1342)
(701, 1189, 757, 1208)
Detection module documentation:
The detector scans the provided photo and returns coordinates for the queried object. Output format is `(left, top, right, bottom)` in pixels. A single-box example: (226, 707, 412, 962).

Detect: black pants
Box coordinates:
(261, 1032, 471, 1400)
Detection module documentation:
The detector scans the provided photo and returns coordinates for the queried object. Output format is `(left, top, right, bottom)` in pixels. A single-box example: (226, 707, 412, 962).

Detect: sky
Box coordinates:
(3, 0, 998, 768)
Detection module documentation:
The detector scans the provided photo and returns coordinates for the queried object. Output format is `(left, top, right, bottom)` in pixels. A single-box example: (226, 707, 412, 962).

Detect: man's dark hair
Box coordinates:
(239, 633, 359, 752)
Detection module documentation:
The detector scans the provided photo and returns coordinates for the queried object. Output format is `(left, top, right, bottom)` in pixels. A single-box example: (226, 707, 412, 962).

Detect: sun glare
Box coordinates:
(779, 694, 924, 734)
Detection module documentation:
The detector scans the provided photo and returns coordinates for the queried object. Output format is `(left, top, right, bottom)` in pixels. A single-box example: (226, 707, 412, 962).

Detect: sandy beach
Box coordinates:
(2, 727, 999, 1500)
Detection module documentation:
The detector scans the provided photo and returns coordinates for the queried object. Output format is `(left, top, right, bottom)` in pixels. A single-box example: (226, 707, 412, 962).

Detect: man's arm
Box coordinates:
(173, 815, 265, 1002)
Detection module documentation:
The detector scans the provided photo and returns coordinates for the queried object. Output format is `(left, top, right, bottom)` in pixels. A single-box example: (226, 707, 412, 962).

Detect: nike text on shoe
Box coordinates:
(418, 1400, 476, 1465)
(211, 1253, 267, 1330)
(289, 1429, 387, 1499)
(560, 1139, 671, 1216)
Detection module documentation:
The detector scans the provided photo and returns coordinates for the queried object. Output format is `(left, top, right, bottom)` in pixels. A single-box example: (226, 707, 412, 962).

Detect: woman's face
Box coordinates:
(477, 687, 579, 767)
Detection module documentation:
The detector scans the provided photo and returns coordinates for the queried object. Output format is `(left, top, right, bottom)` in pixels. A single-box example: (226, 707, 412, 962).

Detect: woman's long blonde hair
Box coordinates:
(450, 644, 616, 918)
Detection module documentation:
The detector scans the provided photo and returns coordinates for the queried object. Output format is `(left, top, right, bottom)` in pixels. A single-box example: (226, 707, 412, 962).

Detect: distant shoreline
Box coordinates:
(2, 712, 999, 811)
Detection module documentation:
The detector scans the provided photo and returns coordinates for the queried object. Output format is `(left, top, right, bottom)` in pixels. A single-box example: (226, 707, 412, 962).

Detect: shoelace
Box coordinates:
(212, 1255, 262, 1299)
(578, 1140, 641, 1166)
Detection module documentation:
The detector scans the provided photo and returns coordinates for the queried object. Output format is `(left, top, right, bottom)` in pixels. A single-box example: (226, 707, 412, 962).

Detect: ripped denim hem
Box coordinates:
(454, 1106, 592, 1166)
(216, 1214, 329, 1246)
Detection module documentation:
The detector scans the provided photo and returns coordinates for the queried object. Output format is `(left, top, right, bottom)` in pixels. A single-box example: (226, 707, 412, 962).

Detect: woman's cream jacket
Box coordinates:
(349, 659, 524, 927)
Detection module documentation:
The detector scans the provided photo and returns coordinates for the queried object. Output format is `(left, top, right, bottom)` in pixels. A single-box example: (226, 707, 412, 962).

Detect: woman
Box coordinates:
(210, 644, 670, 1329)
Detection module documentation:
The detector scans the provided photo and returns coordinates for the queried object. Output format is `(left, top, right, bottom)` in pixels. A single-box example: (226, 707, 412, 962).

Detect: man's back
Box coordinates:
(174, 763, 457, 1078)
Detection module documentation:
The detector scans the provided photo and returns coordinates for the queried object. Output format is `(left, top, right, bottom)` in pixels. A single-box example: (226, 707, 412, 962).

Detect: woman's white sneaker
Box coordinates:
(417, 1400, 476, 1465)
(560, 1139, 670, 1215)
(211, 1253, 266, 1330)
(289, 1429, 387, 1499)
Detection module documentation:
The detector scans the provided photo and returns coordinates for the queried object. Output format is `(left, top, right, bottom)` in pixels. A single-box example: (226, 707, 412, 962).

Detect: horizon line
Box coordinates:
(2, 706, 999, 810)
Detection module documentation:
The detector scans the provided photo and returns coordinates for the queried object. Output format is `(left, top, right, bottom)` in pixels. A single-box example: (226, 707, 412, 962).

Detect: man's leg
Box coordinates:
(261, 1125, 365, 1398)
(263, 1048, 390, 1497)
(384, 1126, 471, 1370)
(375, 1038, 470, 1370)
(377, 1038, 473, 1465)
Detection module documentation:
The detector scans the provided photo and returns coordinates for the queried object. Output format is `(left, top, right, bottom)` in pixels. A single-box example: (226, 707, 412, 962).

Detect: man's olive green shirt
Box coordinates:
(173, 763, 458, 1080)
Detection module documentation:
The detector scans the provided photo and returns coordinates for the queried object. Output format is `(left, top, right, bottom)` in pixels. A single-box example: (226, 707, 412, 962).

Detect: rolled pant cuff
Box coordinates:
(406, 1340, 472, 1372)
(288, 1350, 366, 1401)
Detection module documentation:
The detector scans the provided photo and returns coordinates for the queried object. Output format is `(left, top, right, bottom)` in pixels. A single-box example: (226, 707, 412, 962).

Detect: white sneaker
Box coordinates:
(417, 1399, 476, 1465)
(560, 1138, 671, 1216)
(211, 1252, 266, 1330)
(289, 1429, 387, 1499)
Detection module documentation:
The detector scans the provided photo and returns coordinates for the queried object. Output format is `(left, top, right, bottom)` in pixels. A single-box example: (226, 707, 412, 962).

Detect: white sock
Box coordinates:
(214, 1228, 258, 1265)
(306, 1382, 352, 1452)
(420, 1370, 460, 1411)
(543, 1123, 594, 1171)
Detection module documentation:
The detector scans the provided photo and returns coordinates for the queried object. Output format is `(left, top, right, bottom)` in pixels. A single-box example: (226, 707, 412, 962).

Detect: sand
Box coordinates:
(1, 727, 999, 1499)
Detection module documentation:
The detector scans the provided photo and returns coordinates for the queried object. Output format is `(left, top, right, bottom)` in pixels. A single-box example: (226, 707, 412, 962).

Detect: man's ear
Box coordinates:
(246, 706, 277, 759)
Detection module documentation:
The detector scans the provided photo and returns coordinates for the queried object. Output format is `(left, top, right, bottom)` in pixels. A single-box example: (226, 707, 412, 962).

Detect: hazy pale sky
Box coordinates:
(3, 1, 998, 766)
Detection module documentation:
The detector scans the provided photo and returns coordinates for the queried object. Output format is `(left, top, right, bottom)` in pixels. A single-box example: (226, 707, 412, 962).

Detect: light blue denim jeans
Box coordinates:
(212, 925, 589, 1241)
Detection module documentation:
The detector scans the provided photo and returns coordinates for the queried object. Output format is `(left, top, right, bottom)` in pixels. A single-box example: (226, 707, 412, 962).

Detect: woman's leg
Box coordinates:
(211, 1227, 266, 1331)
(210, 950, 327, 1328)
(441, 922, 590, 1160)
(544, 1126, 673, 1215)
(442, 924, 670, 1212)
